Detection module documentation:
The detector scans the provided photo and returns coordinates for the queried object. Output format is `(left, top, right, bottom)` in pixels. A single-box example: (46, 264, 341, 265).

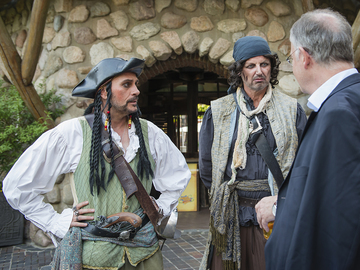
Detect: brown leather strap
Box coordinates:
(124, 161, 162, 229)
(104, 142, 138, 199)
(84, 114, 162, 232)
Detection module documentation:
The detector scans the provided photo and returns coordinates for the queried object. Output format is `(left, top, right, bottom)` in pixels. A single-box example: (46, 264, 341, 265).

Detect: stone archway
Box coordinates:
(1, 0, 316, 123)
(139, 52, 229, 84)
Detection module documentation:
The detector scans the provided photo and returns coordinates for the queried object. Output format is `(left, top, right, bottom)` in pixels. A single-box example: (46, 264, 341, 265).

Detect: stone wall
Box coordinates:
(0, 0, 311, 246)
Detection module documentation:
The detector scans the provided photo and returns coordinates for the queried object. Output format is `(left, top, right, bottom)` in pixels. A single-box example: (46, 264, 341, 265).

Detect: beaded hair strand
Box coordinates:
(131, 106, 154, 180)
(104, 83, 116, 184)
(84, 80, 154, 195)
(88, 89, 107, 195)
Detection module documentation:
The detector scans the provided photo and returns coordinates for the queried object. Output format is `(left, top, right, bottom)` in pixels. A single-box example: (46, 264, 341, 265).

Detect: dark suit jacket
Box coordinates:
(265, 73, 360, 270)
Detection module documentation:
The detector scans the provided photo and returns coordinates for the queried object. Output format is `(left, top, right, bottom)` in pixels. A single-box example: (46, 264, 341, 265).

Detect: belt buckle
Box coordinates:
(118, 230, 131, 240)
(248, 116, 262, 144)
(250, 116, 262, 134)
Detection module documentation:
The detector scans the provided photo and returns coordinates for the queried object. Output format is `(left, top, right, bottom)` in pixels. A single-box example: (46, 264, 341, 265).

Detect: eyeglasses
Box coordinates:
(286, 48, 298, 65)
(286, 47, 311, 65)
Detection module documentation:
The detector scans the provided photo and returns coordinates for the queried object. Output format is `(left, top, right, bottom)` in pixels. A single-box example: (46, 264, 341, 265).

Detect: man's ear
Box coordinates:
(100, 86, 107, 100)
(300, 47, 312, 69)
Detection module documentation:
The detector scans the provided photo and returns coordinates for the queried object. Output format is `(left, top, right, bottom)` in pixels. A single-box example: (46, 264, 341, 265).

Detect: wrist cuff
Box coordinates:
(272, 201, 277, 217)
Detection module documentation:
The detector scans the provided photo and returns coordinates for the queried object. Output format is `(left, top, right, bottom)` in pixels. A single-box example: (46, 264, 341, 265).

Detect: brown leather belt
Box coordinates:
(239, 197, 261, 208)
(83, 215, 150, 240)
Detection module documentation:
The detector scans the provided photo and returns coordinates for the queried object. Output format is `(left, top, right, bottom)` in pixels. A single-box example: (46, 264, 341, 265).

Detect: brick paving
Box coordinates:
(162, 229, 208, 270)
(0, 244, 54, 270)
(0, 229, 209, 270)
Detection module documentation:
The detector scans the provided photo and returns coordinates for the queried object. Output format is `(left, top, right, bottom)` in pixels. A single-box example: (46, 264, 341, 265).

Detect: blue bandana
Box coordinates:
(233, 36, 272, 62)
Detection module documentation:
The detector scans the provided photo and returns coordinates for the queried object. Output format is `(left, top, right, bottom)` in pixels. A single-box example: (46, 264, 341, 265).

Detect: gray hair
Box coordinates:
(290, 9, 353, 65)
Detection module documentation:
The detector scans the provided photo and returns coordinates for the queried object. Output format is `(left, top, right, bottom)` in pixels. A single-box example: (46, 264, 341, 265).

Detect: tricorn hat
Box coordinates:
(72, 57, 145, 98)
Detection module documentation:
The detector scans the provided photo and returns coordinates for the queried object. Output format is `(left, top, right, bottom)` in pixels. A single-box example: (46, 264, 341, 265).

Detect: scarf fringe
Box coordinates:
(210, 216, 241, 270)
(210, 216, 227, 254)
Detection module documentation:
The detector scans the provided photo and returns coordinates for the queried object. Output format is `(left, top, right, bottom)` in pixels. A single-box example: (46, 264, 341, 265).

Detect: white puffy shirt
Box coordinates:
(3, 117, 191, 245)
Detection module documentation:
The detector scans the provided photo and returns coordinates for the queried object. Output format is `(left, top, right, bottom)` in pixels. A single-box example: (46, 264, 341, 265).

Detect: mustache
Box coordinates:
(127, 97, 138, 103)
(253, 75, 266, 80)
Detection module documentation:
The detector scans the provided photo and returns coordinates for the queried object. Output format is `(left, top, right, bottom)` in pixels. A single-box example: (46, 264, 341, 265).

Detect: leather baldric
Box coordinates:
(232, 92, 284, 188)
(84, 114, 162, 234)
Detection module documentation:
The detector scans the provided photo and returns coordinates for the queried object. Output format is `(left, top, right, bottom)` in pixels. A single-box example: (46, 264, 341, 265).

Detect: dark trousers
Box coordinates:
(211, 224, 266, 270)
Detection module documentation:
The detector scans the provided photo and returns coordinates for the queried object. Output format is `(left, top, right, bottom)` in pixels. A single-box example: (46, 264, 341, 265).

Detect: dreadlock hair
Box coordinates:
(86, 85, 107, 195)
(131, 106, 154, 180)
(84, 80, 154, 195)
(103, 83, 116, 185)
(227, 53, 280, 94)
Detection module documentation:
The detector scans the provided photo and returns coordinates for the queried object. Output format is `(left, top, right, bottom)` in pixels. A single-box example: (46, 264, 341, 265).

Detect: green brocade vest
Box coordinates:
(73, 117, 158, 270)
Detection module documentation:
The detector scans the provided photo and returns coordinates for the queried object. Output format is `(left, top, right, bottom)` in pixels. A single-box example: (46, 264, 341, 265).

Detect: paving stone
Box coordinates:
(0, 230, 209, 270)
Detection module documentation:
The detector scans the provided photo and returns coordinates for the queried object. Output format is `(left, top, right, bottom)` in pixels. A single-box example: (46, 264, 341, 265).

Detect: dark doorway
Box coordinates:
(140, 67, 229, 159)
(140, 66, 229, 209)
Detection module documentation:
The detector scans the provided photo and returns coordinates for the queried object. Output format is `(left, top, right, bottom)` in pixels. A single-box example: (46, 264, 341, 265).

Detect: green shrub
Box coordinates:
(0, 80, 64, 176)
(197, 103, 210, 119)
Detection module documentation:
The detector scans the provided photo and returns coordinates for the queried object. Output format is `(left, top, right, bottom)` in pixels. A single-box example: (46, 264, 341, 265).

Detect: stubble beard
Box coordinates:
(251, 80, 270, 92)
(112, 99, 138, 116)
(243, 74, 270, 92)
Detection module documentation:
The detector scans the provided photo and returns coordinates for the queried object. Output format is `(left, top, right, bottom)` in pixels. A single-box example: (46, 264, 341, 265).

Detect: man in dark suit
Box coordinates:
(259, 9, 360, 269)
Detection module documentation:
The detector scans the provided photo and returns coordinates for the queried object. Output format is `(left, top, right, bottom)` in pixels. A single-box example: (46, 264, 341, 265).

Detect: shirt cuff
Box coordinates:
(156, 190, 182, 217)
(49, 208, 73, 239)
(272, 201, 277, 217)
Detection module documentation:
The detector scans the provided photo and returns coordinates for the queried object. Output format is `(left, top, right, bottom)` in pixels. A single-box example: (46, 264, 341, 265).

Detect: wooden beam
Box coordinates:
(21, 0, 50, 86)
(352, 10, 360, 54)
(0, 16, 54, 128)
(354, 45, 360, 69)
(301, 0, 314, 13)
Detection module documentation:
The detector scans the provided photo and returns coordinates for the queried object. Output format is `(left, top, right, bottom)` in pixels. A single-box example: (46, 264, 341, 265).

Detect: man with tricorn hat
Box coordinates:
(3, 57, 191, 269)
(198, 36, 307, 270)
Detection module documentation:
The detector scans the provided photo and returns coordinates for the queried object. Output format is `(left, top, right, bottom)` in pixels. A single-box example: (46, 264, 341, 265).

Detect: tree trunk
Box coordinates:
(22, 0, 51, 86)
(0, 0, 54, 129)
(0, 16, 54, 129)
(352, 10, 360, 68)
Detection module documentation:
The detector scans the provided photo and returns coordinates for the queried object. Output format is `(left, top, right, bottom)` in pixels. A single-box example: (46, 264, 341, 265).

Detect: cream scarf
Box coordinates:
(230, 86, 272, 183)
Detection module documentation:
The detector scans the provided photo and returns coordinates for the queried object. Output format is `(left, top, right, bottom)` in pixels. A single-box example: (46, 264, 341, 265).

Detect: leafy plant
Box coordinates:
(197, 103, 210, 119)
(0, 80, 64, 176)
(39, 90, 65, 120)
(36, 79, 66, 121)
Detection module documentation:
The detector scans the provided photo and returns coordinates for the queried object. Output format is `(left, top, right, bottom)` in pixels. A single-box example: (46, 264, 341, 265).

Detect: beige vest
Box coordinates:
(72, 117, 158, 270)
(209, 89, 298, 200)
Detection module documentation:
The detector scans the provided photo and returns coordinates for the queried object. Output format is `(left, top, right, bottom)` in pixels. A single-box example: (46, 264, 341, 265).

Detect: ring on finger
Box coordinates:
(72, 206, 80, 216)
(76, 216, 79, 222)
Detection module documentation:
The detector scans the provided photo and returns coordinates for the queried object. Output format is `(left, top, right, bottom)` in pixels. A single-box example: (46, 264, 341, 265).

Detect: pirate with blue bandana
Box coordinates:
(198, 37, 307, 270)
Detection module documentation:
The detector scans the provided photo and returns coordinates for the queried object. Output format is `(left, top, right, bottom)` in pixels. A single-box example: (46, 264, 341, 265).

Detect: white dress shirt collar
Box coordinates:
(101, 113, 139, 161)
(307, 68, 358, 112)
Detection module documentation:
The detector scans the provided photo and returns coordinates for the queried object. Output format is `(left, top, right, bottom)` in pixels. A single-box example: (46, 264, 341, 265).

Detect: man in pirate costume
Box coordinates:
(198, 36, 307, 270)
(3, 57, 191, 269)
